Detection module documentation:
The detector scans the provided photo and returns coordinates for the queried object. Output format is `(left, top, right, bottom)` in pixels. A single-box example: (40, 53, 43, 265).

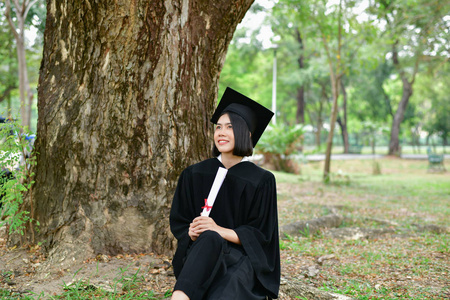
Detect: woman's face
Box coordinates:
(214, 113, 235, 155)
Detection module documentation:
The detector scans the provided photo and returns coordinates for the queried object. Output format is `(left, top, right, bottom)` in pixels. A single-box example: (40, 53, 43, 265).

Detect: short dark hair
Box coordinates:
(212, 112, 253, 157)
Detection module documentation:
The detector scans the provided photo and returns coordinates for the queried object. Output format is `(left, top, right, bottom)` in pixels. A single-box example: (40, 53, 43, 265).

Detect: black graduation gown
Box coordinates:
(170, 158, 280, 299)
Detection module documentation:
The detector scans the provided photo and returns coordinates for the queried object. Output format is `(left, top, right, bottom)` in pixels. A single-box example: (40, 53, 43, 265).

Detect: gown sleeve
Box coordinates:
(234, 171, 280, 299)
(169, 168, 196, 277)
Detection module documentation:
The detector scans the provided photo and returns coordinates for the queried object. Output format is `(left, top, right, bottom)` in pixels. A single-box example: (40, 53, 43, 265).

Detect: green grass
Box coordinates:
(276, 158, 449, 299)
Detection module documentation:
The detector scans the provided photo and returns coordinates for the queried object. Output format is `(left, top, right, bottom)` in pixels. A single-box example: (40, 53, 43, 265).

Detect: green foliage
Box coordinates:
(348, 60, 394, 123)
(219, 0, 450, 155)
(0, 15, 18, 110)
(218, 26, 273, 111)
(415, 66, 450, 142)
(257, 122, 304, 155)
(256, 123, 304, 173)
(0, 115, 37, 239)
(298, 223, 311, 238)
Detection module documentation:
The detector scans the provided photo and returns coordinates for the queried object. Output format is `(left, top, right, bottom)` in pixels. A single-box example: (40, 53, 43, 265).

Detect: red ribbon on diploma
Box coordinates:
(201, 199, 212, 211)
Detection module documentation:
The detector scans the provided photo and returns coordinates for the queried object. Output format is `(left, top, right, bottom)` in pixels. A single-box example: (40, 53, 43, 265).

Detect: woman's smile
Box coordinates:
(217, 139, 229, 145)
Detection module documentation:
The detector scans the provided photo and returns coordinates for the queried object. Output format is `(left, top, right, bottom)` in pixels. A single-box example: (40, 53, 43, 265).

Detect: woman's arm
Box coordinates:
(189, 216, 241, 245)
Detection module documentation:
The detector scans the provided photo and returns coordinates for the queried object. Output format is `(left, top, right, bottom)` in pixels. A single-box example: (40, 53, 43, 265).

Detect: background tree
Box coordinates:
(308, 0, 345, 180)
(217, 0, 449, 157)
(271, 1, 316, 125)
(3, 0, 41, 128)
(31, 0, 254, 264)
(370, 0, 449, 155)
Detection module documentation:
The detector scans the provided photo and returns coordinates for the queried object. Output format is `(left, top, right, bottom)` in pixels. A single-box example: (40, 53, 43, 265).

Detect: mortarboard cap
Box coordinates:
(210, 87, 274, 147)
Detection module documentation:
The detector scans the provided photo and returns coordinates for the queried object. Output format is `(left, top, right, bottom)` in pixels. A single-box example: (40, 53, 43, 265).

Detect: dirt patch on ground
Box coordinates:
(0, 229, 176, 298)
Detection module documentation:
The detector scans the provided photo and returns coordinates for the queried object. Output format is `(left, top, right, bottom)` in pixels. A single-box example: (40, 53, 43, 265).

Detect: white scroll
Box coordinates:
(200, 167, 228, 217)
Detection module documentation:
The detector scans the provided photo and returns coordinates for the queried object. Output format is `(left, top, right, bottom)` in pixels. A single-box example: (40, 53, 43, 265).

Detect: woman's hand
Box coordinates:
(188, 225, 200, 241)
(188, 217, 213, 241)
(189, 216, 220, 239)
(189, 216, 241, 245)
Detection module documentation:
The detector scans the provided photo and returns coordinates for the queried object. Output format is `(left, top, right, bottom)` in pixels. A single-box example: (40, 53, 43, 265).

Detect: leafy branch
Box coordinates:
(0, 115, 38, 244)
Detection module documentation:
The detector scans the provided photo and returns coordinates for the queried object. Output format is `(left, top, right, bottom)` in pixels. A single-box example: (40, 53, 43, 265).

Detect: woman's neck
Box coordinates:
(220, 153, 244, 169)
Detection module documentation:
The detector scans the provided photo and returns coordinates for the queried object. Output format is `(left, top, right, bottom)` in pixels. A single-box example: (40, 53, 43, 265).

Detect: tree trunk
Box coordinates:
(315, 127, 322, 148)
(371, 131, 376, 155)
(388, 41, 417, 156)
(336, 116, 345, 151)
(323, 75, 340, 180)
(296, 86, 305, 124)
(388, 80, 413, 156)
(338, 80, 349, 153)
(312, 83, 327, 148)
(295, 28, 305, 124)
(32, 0, 254, 266)
(322, 0, 343, 181)
(411, 125, 421, 154)
(307, 108, 322, 148)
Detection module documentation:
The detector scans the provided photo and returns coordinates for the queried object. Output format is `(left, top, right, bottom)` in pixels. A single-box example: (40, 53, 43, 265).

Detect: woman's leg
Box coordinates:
(204, 250, 266, 300)
(171, 290, 190, 300)
(173, 230, 227, 300)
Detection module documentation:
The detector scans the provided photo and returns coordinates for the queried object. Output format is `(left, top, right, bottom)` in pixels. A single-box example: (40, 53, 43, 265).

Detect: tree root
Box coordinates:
(280, 279, 355, 300)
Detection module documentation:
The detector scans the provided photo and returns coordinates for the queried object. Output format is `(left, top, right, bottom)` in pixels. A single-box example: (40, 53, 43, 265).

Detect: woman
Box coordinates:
(170, 87, 280, 300)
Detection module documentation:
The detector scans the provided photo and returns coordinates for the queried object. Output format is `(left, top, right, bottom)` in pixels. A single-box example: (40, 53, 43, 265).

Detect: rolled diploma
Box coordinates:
(200, 167, 228, 217)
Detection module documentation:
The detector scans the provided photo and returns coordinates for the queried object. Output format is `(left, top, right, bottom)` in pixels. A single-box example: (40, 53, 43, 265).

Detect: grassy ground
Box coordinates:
(0, 157, 448, 299)
(276, 157, 449, 299)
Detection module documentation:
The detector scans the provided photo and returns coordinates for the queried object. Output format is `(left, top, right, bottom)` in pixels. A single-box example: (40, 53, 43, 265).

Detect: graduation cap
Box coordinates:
(210, 87, 274, 147)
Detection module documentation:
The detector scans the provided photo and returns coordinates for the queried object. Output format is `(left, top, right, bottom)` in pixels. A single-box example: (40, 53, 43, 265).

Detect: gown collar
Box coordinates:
(217, 154, 249, 164)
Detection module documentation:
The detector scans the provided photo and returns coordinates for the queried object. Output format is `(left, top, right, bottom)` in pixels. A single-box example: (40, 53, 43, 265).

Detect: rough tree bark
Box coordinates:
(33, 0, 254, 265)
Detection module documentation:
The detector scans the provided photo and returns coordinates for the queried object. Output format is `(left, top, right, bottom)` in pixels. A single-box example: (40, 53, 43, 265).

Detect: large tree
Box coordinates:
(31, 0, 254, 265)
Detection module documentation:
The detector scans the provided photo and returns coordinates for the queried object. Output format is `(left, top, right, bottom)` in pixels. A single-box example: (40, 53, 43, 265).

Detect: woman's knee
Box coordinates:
(195, 230, 224, 248)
